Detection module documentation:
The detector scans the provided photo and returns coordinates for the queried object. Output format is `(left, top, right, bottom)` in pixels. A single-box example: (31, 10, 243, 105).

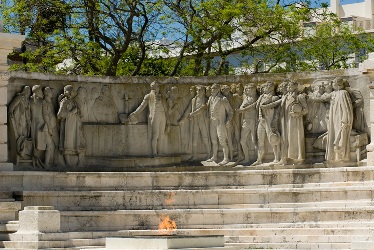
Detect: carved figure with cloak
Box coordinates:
(326, 77, 353, 162)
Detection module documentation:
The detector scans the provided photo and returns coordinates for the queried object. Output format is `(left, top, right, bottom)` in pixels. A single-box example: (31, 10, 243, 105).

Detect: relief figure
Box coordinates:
(207, 83, 233, 165)
(42, 87, 60, 167)
(30, 85, 48, 168)
(129, 81, 170, 156)
(8, 86, 32, 161)
(188, 85, 211, 160)
(57, 85, 85, 166)
(236, 83, 258, 164)
(252, 81, 281, 165)
(326, 77, 353, 162)
(280, 81, 308, 164)
(93, 85, 119, 123)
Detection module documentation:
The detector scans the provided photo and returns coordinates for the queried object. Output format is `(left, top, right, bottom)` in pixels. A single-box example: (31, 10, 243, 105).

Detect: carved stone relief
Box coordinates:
(7, 74, 370, 168)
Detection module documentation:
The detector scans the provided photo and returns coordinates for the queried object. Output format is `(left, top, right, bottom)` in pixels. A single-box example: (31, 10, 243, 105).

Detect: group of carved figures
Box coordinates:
(129, 77, 366, 165)
(9, 77, 366, 168)
(9, 85, 85, 168)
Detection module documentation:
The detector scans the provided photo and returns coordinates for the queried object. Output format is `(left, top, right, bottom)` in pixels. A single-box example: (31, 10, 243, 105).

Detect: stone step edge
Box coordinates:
(17, 184, 374, 193)
(4, 165, 374, 176)
(59, 206, 374, 214)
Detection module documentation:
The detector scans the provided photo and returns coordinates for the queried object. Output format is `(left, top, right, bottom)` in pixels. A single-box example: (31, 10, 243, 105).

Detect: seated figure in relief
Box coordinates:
(207, 83, 234, 165)
(252, 81, 281, 165)
(236, 83, 258, 165)
(129, 81, 170, 156)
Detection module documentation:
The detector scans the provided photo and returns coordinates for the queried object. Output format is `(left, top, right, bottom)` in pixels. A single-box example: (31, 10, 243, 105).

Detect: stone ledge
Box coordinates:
(84, 156, 181, 168)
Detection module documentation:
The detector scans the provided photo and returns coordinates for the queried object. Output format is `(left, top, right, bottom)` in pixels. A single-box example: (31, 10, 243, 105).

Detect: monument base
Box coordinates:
(84, 235, 237, 250)
(85, 156, 182, 168)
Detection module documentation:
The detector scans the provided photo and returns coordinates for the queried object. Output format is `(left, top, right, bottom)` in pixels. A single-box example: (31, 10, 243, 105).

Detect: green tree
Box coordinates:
(1, 0, 373, 76)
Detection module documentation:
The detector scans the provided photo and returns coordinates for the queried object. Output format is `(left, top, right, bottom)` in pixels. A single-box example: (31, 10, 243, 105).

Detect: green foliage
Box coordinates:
(1, 0, 373, 76)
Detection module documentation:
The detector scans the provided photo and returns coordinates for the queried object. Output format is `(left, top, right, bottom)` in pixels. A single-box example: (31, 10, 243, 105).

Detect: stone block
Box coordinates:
(105, 235, 225, 249)
(16, 206, 60, 234)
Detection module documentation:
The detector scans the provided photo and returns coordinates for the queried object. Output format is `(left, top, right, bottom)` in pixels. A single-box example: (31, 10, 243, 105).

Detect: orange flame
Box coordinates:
(157, 192, 177, 235)
(158, 215, 177, 234)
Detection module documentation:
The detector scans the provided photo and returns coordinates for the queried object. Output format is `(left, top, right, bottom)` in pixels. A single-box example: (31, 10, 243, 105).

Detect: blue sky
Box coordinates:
(339, 0, 364, 4)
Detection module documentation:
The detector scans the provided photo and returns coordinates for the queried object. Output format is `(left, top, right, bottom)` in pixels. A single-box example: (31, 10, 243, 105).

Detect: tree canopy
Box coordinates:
(1, 0, 373, 76)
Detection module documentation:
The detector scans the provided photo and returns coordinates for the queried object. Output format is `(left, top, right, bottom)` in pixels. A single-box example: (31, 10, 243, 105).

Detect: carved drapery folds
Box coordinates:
(8, 76, 369, 168)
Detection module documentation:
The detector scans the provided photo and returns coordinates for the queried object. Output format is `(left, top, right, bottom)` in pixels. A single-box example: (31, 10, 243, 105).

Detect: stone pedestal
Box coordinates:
(12, 206, 60, 241)
(84, 235, 238, 250)
(0, 33, 24, 170)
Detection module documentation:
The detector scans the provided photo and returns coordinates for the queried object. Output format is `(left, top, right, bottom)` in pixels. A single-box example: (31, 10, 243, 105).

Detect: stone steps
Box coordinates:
(18, 186, 374, 211)
(3, 227, 372, 250)
(227, 242, 353, 249)
(1, 166, 374, 191)
(59, 207, 374, 231)
(3, 166, 374, 249)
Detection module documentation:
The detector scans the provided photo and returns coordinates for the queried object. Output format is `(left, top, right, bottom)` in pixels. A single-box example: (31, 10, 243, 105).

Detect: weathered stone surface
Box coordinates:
(5, 69, 371, 169)
(16, 206, 60, 234)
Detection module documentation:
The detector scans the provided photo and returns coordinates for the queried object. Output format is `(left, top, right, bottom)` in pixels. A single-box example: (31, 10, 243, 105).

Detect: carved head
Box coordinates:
(324, 81, 333, 93)
(263, 81, 275, 94)
(230, 84, 237, 94)
(211, 84, 221, 96)
(317, 82, 325, 95)
(287, 81, 298, 93)
(333, 77, 345, 90)
(277, 81, 288, 95)
(150, 81, 160, 94)
(64, 85, 73, 98)
(189, 85, 196, 96)
(221, 85, 230, 96)
(244, 83, 256, 96)
(236, 83, 244, 96)
(32, 85, 43, 98)
(205, 86, 211, 97)
(171, 86, 179, 97)
(21, 86, 31, 97)
(343, 79, 351, 89)
(43, 87, 53, 99)
(196, 85, 206, 96)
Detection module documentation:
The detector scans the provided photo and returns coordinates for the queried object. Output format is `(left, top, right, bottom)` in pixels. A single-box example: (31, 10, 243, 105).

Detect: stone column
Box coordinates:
(359, 52, 374, 165)
(0, 32, 25, 170)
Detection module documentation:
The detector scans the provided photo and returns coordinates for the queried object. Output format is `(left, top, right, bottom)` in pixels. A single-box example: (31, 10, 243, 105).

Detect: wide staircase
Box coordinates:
(1, 163, 374, 249)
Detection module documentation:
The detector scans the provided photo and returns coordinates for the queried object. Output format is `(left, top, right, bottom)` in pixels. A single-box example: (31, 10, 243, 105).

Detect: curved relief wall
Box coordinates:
(6, 70, 371, 169)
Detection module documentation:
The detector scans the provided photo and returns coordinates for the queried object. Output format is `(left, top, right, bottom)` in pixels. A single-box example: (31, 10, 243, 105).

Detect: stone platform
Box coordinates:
(1, 164, 374, 249)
